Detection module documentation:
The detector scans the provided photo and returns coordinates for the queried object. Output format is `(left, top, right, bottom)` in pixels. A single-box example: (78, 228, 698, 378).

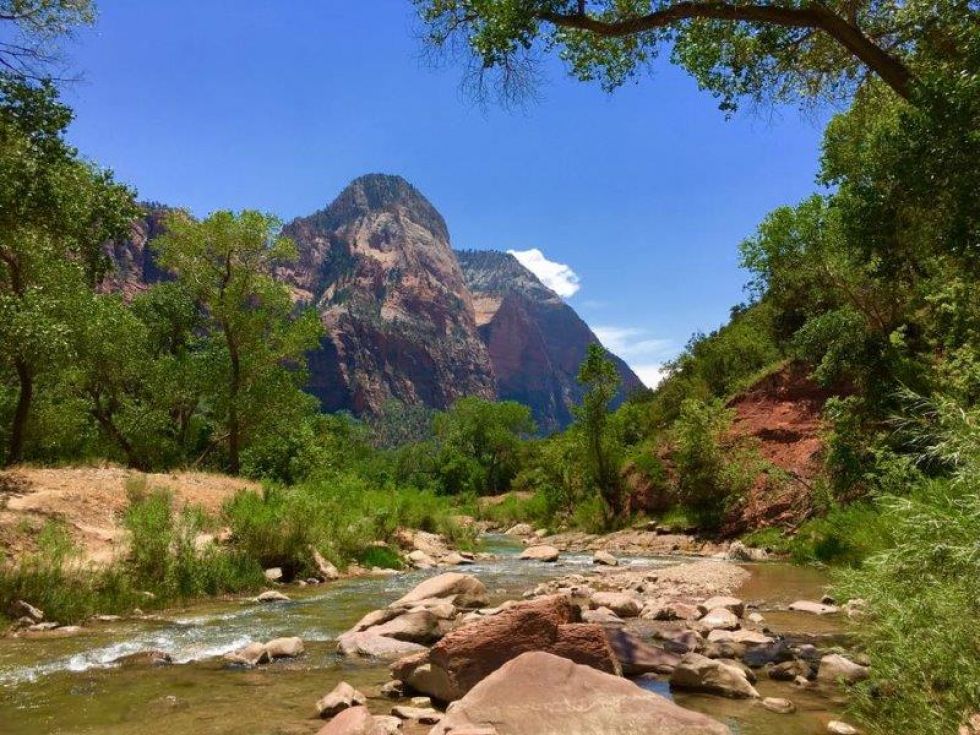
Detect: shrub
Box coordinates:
(831, 398, 980, 734)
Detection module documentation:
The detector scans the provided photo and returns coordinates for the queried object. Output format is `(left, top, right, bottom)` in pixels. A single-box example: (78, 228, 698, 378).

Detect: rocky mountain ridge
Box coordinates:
(101, 174, 644, 430)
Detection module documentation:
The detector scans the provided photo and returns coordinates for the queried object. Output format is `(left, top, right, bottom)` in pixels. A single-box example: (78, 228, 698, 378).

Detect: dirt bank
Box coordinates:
(0, 466, 258, 565)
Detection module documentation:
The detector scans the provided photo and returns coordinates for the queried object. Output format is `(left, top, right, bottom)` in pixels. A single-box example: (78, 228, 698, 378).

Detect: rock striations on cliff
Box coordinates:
(457, 249, 643, 432)
(102, 174, 644, 430)
(276, 174, 495, 414)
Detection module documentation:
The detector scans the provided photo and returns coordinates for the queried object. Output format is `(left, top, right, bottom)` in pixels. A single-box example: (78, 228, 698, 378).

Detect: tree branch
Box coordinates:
(539, 3, 913, 99)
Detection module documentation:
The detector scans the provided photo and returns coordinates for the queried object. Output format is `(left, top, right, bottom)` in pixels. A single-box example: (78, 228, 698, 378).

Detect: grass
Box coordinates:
(1, 472, 478, 625)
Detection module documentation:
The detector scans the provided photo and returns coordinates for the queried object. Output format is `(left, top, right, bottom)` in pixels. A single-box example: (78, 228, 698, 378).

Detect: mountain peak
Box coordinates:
(457, 249, 561, 304)
(312, 173, 449, 240)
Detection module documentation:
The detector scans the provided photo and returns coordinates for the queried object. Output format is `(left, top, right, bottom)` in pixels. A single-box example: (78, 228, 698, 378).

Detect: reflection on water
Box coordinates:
(0, 536, 846, 735)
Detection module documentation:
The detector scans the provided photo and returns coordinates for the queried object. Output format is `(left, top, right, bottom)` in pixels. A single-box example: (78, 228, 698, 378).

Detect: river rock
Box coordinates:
(264, 567, 283, 582)
(255, 590, 291, 603)
(391, 705, 441, 724)
(670, 653, 760, 698)
(768, 659, 813, 681)
(393, 656, 456, 702)
(442, 552, 473, 566)
(393, 572, 487, 609)
(431, 651, 732, 735)
(408, 550, 437, 569)
(705, 629, 773, 646)
(697, 596, 745, 618)
(366, 609, 441, 644)
(520, 545, 560, 562)
(740, 640, 792, 667)
(266, 637, 304, 658)
(312, 548, 342, 580)
(762, 697, 796, 714)
(697, 608, 741, 633)
(644, 601, 700, 621)
(604, 628, 680, 675)
(112, 649, 173, 667)
(727, 541, 768, 562)
(317, 681, 367, 718)
(656, 629, 703, 654)
(505, 523, 534, 536)
(789, 600, 839, 615)
(9, 600, 44, 623)
(337, 631, 427, 660)
(315, 706, 391, 735)
(593, 551, 619, 566)
(224, 642, 271, 666)
(827, 722, 859, 735)
(817, 654, 870, 685)
(582, 607, 624, 625)
(590, 592, 641, 618)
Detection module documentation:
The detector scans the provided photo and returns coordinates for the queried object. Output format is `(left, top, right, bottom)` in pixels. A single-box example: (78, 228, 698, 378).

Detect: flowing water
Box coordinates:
(0, 537, 847, 735)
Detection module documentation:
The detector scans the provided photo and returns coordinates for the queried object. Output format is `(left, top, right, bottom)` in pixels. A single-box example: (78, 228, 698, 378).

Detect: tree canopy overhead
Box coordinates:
(0, 1, 95, 79)
(414, 0, 975, 110)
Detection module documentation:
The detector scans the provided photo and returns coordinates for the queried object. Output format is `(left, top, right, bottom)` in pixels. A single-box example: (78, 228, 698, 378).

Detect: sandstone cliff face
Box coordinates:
(457, 250, 644, 432)
(98, 205, 173, 298)
(277, 174, 495, 414)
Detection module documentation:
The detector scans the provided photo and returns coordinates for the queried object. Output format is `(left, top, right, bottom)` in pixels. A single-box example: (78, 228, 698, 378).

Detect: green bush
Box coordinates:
(672, 398, 760, 529)
(829, 397, 980, 734)
(223, 473, 476, 576)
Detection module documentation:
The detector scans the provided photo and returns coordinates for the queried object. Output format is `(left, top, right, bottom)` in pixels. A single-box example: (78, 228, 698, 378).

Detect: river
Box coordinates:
(0, 536, 846, 734)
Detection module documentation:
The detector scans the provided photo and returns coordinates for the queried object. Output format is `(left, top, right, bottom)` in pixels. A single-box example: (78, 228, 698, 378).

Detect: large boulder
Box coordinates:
(402, 595, 619, 701)
(431, 651, 731, 735)
(549, 623, 623, 675)
(394, 573, 488, 609)
(505, 523, 534, 536)
(520, 545, 560, 562)
(670, 653, 760, 699)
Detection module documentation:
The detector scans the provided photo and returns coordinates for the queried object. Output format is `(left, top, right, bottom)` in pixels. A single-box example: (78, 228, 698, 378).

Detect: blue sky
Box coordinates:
(63, 1, 831, 387)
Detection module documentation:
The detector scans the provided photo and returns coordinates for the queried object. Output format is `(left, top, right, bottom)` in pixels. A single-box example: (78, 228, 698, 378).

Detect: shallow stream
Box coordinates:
(0, 537, 847, 734)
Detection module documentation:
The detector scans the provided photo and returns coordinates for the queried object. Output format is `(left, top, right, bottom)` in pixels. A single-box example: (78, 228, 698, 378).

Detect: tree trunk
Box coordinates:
(227, 339, 241, 475)
(91, 398, 147, 472)
(7, 359, 33, 466)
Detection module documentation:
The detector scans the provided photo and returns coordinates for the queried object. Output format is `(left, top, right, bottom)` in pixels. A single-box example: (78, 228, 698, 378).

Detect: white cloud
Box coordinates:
(508, 248, 581, 298)
(591, 325, 676, 389)
(632, 363, 669, 389)
(592, 326, 673, 360)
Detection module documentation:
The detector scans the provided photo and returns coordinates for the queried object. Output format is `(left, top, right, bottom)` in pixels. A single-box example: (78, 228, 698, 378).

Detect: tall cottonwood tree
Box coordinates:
(153, 210, 323, 474)
(413, 0, 973, 109)
(0, 77, 134, 465)
(577, 343, 624, 524)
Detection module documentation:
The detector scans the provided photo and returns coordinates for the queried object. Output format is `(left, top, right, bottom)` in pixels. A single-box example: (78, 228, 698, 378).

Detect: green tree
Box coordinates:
(412, 0, 957, 109)
(576, 343, 623, 523)
(433, 397, 534, 494)
(153, 210, 323, 474)
(0, 78, 135, 465)
(0, 1, 96, 79)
